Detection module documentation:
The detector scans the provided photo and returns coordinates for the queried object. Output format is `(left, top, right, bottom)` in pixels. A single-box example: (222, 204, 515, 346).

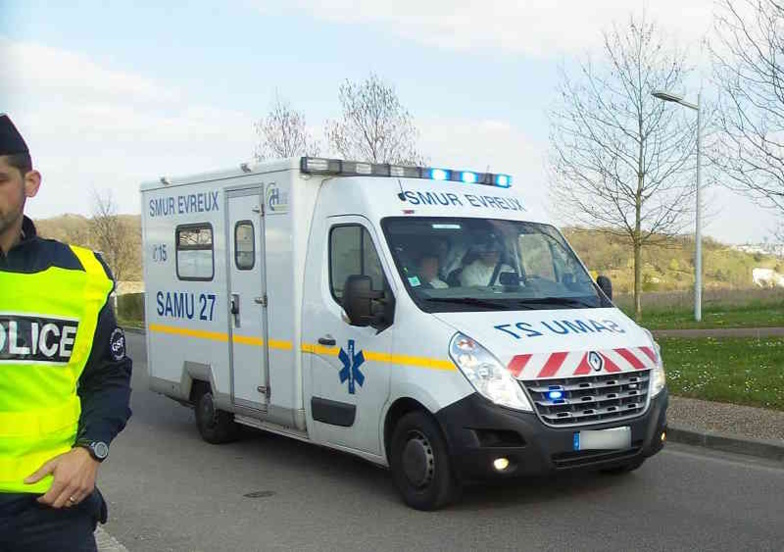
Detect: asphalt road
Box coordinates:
(98, 333, 784, 552)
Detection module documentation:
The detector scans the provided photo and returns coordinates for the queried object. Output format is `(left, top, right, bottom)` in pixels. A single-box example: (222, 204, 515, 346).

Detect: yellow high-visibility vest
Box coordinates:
(0, 245, 113, 493)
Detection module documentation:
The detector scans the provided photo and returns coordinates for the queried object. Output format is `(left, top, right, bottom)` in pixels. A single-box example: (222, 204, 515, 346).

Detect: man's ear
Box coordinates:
(24, 169, 41, 199)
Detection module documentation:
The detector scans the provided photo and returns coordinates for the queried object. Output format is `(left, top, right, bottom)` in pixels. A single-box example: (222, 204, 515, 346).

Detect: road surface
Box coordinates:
(97, 333, 784, 551)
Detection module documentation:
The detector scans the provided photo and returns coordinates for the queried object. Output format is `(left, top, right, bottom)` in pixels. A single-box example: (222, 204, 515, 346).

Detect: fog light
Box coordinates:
(661, 431, 667, 443)
(493, 458, 510, 471)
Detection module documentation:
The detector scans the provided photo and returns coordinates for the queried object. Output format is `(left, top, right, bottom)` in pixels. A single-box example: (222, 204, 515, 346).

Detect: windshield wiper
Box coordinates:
(424, 297, 512, 310)
(512, 297, 597, 309)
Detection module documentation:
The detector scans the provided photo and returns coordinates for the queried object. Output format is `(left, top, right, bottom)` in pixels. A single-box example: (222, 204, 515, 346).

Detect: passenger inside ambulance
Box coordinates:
(416, 253, 449, 289)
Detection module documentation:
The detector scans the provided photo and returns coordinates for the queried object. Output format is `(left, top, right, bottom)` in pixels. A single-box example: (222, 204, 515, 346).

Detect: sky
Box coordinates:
(1, 0, 780, 244)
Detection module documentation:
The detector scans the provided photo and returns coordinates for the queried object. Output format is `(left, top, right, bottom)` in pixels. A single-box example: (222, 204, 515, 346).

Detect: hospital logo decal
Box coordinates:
(266, 183, 289, 214)
(339, 339, 365, 394)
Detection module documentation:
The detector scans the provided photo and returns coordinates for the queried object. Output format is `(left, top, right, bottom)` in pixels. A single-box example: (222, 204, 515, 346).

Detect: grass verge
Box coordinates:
(117, 317, 144, 331)
(659, 337, 784, 410)
(627, 302, 784, 330)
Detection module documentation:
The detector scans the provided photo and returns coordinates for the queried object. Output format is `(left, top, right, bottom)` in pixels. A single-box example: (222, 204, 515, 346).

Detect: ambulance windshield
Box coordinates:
(382, 217, 608, 313)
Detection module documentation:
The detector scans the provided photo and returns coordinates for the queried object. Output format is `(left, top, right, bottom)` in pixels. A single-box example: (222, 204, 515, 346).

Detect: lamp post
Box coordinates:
(652, 89, 702, 322)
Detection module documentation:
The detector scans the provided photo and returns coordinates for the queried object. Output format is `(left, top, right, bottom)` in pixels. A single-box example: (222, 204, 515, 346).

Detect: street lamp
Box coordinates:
(652, 89, 702, 322)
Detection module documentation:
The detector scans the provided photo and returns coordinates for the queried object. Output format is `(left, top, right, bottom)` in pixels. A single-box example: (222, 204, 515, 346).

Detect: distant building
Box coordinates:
(753, 268, 784, 288)
(733, 243, 784, 258)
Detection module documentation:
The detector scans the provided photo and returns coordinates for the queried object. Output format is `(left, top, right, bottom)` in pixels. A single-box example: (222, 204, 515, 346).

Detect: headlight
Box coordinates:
(642, 328, 666, 397)
(449, 333, 533, 411)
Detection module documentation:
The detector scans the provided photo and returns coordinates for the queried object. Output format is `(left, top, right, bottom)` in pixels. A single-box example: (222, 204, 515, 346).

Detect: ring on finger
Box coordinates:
(68, 496, 78, 505)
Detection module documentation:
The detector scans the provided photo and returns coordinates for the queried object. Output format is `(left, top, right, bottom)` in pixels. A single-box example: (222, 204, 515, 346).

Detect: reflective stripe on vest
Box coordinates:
(0, 245, 113, 493)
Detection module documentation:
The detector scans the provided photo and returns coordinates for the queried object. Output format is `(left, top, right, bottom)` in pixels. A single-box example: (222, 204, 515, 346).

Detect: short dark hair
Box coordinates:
(4, 152, 32, 175)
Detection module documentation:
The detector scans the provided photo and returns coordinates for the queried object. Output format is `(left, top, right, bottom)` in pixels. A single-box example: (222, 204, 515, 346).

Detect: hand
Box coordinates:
(24, 448, 100, 508)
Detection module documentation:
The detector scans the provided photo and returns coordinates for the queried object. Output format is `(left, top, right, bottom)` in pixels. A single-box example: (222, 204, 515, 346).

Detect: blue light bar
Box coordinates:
(299, 157, 512, 188)
(547, 390, 564, 400)
(461, 171, 477, 183)
(430, 168, 450, 181)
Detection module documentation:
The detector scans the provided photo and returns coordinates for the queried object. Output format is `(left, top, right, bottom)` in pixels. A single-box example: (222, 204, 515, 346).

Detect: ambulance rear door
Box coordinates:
(226, 187, 269, 409)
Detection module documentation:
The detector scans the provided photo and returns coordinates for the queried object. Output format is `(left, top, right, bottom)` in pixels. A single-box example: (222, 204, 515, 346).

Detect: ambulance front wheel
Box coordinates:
(390, 411, 460, 511)
(194, 386, 240, 444)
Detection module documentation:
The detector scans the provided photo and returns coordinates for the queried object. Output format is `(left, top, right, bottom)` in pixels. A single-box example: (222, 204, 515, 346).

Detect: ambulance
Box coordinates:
(140, 157, 668, 510)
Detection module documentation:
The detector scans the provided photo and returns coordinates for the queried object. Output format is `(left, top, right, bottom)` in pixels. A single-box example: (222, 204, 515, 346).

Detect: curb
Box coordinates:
(667, 425, 784, 462)
(95, 526, 129, 552)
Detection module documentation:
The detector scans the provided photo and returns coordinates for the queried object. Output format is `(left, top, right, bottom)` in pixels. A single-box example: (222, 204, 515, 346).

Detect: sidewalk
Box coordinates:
(667, 396, 784, 461)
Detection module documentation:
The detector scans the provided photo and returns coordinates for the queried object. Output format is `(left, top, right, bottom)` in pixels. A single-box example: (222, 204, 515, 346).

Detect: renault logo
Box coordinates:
(588, 351, 604, 372)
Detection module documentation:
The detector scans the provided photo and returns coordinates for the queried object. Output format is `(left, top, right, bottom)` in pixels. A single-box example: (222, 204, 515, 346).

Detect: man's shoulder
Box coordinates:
(10, 237, 110, 277)
(37, 238, 92, 269)
(8, 236, 81, 273)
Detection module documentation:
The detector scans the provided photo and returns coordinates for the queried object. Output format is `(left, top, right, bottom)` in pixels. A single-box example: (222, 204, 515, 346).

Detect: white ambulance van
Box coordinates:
(140, 157, 668, 510)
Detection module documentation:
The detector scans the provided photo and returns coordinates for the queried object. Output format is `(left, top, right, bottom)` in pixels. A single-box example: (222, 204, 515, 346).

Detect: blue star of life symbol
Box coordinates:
(338, 339, 365, 394)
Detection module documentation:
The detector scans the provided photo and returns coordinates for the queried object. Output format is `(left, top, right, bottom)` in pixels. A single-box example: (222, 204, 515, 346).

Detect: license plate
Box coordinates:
(573, 426, 631, 451)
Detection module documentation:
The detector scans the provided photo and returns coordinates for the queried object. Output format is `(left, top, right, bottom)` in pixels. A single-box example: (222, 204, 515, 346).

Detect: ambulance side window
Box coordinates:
(234, 220, 255, 270)
(329, 224, 386, 303)
(176, 223, 214, 281)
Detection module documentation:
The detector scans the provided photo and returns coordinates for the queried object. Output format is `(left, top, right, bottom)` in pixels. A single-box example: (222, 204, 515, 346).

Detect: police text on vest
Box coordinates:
(0, 315, 79, 364)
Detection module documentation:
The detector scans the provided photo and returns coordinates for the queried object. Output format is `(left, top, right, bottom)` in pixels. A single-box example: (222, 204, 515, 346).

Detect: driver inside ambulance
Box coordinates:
(459, 239, 514, 287)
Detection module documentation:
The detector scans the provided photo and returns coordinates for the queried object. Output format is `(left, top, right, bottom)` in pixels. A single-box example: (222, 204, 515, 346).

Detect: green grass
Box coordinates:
(659, 337, 784, 410)
(117, 316, 144, 330)
(626, 302, 784, 329)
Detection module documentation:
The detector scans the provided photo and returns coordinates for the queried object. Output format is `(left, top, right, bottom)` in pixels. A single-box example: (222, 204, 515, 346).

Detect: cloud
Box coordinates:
(2, 38, 177, 103)
(1, 38, 256, 219)
(257, 0, 716, 57)
(418, 118, 549, 217)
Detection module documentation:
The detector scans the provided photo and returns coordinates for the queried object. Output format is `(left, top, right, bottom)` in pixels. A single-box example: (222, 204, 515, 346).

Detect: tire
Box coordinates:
(194, 387, 240, 444)
(601, 458, 644, 475)
(389, 411, 460, 511)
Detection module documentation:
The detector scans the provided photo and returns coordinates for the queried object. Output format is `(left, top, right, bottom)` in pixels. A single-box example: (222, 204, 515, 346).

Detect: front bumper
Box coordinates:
(435, 388, 668, 482)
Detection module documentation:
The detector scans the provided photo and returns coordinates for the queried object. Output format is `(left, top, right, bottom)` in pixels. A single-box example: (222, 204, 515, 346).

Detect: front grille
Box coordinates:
(522, 371, 651, 428)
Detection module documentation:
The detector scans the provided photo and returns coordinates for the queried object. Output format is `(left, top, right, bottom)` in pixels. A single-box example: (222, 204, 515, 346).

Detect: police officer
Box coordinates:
(0, 114, 132, 551)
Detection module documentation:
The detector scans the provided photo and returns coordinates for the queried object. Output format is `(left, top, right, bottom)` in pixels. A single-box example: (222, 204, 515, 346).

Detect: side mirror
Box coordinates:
(343, 275, 373, 326)
(596, 275, 613, 301)
(343, 275, 388, 327)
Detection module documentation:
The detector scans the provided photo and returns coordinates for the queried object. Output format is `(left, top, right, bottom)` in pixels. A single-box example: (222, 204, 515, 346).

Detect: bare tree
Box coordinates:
(326, 73, 424, 164)
(90, 189, 134, 282)
(711, 0, 784, 213)
(254, 94, 319, 160)
(549, 15, 697, 320)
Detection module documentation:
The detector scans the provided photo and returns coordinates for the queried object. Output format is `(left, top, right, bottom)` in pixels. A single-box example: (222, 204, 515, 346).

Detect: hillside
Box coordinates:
(562, 228, 781, 293)
(35, 214, 143, 282)
(33, 214, 781, 294)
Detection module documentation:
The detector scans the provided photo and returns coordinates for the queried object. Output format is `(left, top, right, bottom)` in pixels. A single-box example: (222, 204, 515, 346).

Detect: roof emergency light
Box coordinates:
(496, 174, 511, 188)
(461, 171, 478, 183)
(429, 168, 450, 181)
(300, 157, 513, 188)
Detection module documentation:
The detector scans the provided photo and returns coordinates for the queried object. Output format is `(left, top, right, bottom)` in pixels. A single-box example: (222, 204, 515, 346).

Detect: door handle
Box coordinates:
(230, 293, 240, 326)
(318, 336, 336, 346)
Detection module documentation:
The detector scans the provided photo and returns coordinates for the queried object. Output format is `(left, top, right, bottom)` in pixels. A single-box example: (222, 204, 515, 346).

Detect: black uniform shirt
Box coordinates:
(0, 216, 132, 448)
